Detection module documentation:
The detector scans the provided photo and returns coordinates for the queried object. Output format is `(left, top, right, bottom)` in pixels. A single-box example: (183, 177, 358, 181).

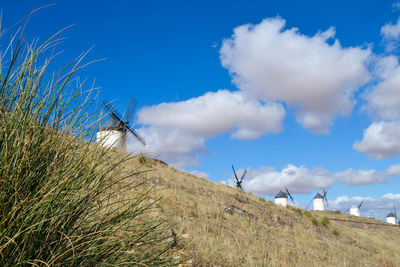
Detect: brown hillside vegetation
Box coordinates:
(125, 156, 400, 266)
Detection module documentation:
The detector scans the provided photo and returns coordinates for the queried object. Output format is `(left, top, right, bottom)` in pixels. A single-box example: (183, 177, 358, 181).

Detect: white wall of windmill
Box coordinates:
(313, 198, 325, 211)
(349, 207, 360, 217)
(386, 216, 396, 225)
(96, 130, 125, 150)
(274, 197, 288, 207)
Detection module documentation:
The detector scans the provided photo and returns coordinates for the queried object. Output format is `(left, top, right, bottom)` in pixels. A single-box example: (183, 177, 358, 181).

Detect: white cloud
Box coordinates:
(242, 165, 334, 194)
(336, 169, 386, 186)
(381, 17, 400, 51)
(137, 90, 285, 140)
(127, 127, 206, 168)
(364, 56, 400, 120)
(381, 18, 400, 39)
(387, 163, 400, 176)
(128, 90, 285, 167)
(353, 120, 400, 159)
(220, 17, 371, 133)
(329, 194, 400, 221)
(357, 55, 400, 159)
(234, 164, 387, 195)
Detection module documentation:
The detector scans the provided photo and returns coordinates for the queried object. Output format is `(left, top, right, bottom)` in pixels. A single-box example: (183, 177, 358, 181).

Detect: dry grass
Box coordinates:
(123, 156, 400, 266)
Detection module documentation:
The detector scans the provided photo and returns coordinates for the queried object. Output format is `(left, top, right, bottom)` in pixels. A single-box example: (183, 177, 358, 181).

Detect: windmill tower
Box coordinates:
(386, 206, 397, 225)
(231, 165, 247, 191)
(350, 201, 363, 217)
(313, 189, 328, 211)
(96, 99, 145, 151)
(274, 191, 288, 207)
(386, 212, 396, 225)
(275, 188, 295, 207)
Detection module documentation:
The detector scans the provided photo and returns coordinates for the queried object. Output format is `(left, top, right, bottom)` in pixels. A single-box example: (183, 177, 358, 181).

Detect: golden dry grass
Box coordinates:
(123, 156, 400, 266)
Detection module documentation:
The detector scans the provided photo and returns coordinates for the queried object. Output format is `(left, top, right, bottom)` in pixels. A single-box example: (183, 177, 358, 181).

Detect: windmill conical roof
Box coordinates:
(386, 212, 395, 218)
(98, 114, 125, 132)
(274, 190, 288, 199)
(314, 193, 324, 199)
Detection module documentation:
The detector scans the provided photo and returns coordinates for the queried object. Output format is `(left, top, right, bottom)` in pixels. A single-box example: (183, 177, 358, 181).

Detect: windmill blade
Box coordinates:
(286, 188, 294, 203)
(358, 201, 363, 209)
(324, 197, 329, 209)
(232, 165, 239, 183)
(305, 198, 314, 210)
(125, 98, 137, 123)
(240, 169, 247, 182)
(322, 189, 329, 209)
(126, 125, 146, 146)
(344, 207, 351, 214)
(103, 100, 124, 124)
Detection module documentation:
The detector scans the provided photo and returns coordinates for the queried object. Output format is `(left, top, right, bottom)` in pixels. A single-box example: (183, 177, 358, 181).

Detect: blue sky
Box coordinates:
(4, 0, 400, 220)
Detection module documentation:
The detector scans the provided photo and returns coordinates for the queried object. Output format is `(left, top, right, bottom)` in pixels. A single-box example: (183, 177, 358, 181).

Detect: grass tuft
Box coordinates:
(0, 17, 173, 266)
(332, 228, 340, 237)
(311, 217, 320, 226)
(320, 216, 330, 227)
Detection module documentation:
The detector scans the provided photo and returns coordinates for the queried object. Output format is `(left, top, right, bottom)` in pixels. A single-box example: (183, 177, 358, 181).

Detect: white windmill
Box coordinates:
(349, 201, 363, 217)
(96, 99, 145, 151)
(313, 189, 328, 211)
(386, 212, 396, 225)
(386, 206, 397, 225)
(274, 188, 295, 207)
(274, 191, 288, 207)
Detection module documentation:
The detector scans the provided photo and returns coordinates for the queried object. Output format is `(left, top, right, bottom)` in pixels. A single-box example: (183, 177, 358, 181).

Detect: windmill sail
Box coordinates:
(98, 99, 146, 149)
(286, 188, 295, 204)
(232, 165, 244, 190)
(126, 124, 145, 146)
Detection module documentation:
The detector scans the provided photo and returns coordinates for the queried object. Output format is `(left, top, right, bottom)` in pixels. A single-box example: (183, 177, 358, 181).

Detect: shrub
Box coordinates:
(303, 210, 313, 219)
(0, 18, 173, 265)
(320, 216, 330, 227)
(311, 217, 320, 227)
(286, 206, 303, 215)
(332, 228, 340, 236)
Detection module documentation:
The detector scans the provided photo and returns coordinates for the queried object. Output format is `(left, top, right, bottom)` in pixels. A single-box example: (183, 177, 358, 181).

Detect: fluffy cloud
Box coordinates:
(353, 121, 400, 159)
(381, 17, 400, 51)
(329, 193, 400, 221)
(387, 163, 400, 176)
(364, 56, 400, 120)
(127, 127, 206, 168)
(128, 90, 285, 167)
(137, 90, 285, 140)
(337, 169, 386, 186)
(235, 164, 387, 195)
(357, 55, 400, 159)
(242, 165, 334, 194)
(381, 18, 400, 40)
(220, 17, 371, 133)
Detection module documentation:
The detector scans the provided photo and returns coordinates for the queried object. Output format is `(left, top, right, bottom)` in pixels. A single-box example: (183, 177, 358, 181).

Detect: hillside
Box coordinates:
(126, 156, 400, 266)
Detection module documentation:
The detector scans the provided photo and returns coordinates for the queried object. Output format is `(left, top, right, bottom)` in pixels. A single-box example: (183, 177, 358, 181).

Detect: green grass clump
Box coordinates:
(303, 210, 313, 219)
(286, 206, 303, 214)
(0, 19, 173, 265)
(311, 217, 320, 226)
(320, 216, 330, 227)
(332, 228, 340, 236)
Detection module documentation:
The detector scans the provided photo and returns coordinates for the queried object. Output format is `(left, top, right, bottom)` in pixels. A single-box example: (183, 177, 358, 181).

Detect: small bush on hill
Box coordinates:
(321, 216, 330, 227)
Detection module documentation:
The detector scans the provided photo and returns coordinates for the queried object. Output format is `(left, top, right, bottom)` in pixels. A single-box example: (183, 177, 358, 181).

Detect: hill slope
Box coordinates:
(127, 156, 400, 266)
